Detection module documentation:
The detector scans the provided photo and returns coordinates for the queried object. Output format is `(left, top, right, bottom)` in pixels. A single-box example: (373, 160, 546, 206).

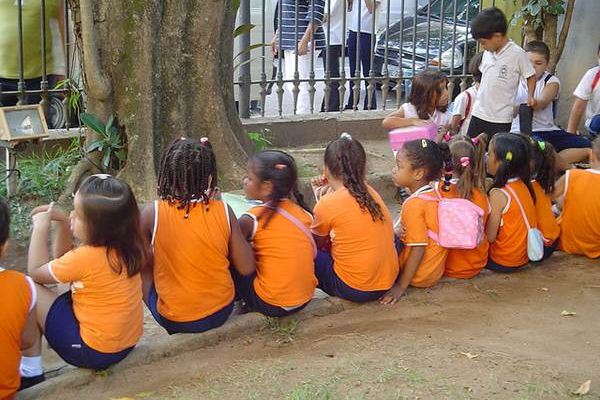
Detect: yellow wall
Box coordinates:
(482, 0, 524, 44)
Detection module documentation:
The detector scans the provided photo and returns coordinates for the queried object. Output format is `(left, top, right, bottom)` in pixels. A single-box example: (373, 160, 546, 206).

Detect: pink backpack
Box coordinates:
(388, 122, 437, 156)
(418, 189, 485, 250)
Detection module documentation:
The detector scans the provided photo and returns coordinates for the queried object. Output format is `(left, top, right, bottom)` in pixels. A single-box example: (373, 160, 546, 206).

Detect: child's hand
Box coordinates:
(412, 118, 429, 127)
(30, 203, 67, 222)
(297, 38, 309, 56)
(379, 286, 406, 305)
(271, 36, 278, 57)
(31, 209, 52, 228)
(527, 96, 537, 109)
(311, 175, 328, 188)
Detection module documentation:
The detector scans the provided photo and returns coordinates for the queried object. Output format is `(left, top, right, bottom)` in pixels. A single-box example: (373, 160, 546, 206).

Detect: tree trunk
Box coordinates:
(68, 0, 252, 202)
(548, 0, 576, 73)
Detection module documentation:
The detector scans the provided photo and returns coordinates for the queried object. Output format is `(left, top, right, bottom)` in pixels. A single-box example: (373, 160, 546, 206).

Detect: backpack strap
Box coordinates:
(458, 90, 473, 130)
(416, 188, 442, 244)
(504, 185, 532, 230)
(543, 73, 553, 85)
(592, 69, 600, 92)
(270, 205, 318, 258)
(543, 73, 558, 118)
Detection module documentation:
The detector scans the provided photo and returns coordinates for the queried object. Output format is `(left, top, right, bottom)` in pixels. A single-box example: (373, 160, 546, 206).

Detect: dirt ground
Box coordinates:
(31, 253, 599, 400)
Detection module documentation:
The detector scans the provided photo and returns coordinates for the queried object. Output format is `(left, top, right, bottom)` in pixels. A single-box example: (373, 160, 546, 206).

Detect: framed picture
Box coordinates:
(0, 104, 49, 142)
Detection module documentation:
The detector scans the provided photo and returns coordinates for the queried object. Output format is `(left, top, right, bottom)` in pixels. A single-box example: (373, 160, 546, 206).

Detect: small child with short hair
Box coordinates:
(380, 139, 448, 304)
(466, 7, 536, 138)
(567, 43, 600, 138)
(554, 138, 600, 259)
(450, 53, 483, 137)
(237, 150, 317, 317)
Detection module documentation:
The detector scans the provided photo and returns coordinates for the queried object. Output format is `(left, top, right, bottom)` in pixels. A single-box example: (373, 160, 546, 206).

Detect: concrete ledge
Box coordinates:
(242, 110, 390, 147)
(19, 297, 356, 400)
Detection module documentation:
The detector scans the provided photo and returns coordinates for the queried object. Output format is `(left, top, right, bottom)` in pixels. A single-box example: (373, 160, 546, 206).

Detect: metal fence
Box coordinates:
(235, 0, 486, 118)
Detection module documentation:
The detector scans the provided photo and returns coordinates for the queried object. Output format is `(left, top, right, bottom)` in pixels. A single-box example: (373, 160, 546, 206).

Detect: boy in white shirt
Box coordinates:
(451, 52, 482, 136)
(567, 43, 600, 138)
(510, 41, 591, 167)
(466, 7, 536, 139)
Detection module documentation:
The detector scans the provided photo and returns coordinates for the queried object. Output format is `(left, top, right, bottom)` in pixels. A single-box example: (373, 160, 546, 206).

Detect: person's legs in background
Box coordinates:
(321, 44, 342, 112)
(359, 32, 377, 110)
(346, 30, 358, 110)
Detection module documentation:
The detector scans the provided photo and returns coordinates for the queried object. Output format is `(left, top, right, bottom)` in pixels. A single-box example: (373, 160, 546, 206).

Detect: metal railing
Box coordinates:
(235, 0, 485, 118)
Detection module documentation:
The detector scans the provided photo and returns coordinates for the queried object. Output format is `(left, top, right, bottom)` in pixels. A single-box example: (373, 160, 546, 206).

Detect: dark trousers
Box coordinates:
(321, 44, 342, 112)
(466, 115, 512, 139)
(346, 30, 377, 110)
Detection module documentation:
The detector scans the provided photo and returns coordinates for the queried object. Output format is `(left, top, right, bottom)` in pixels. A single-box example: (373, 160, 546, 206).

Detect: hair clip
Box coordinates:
(340, 132, 353, 141)
(200, 137, 209, 143)
(460, 157, 470, 167)
(505, 151, 513, 161)
(421, 139, 428, 148)
(274, 163, 286, 170)
(471, 137, 480, 146)
(443, 132, 452, 142)
(537, 141, 546, 151)
(91, 173, 111, 180)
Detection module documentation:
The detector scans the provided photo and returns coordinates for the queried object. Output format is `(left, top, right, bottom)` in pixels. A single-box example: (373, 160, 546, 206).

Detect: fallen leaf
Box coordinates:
(561, 310, 577, 316)
(573, 380, 591, 396)
(538, 287, 549, 292)
(460, 352, 479, 359)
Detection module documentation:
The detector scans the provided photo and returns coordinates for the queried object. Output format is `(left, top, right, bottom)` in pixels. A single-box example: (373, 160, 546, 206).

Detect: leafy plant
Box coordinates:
(247, 130, 272, 151)
(511, 0, 566, 30)
(54, 77, 84, 121)
(80, 113, 126, 170)
(233, 0, 268, 72)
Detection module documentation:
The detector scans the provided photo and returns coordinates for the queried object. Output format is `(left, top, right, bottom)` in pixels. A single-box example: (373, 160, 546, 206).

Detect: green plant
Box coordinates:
(80, 113, 126, 170)
(263, 317, 300, 344)
(247, 130, 272, 151)
(233, 0, 268, 72)
(511, 0, 565, 30)
(54, 77, 84, 121)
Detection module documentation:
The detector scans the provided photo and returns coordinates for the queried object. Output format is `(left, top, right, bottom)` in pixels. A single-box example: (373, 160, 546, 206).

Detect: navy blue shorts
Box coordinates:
(45, 292, 134, 370)
(147, 285, 233, 335)
(588, 114, 600, 136)
(485, 258, 528, 273)
(231, 269, 308, 318)
(532, 130, 591, 152)
(315, 251, 388, 302)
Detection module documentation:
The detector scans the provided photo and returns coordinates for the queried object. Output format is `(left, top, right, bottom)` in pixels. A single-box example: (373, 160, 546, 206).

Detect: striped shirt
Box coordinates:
(277, 0, 326, 51)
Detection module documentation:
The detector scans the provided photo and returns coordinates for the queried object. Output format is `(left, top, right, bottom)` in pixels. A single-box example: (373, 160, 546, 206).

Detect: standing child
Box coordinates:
(382, 69, 450, 138)
(140, 137, 255, 334)
(0, 200, 41, 398)
(554, 138, 600, 258)
(466, 7, 536, 138)
(26, 175, 149, 371)
(567, 43, 600, 138)
(450, 53, 483, 137)
(438, 135, 490, 279)
(311, 133, 399, 302)
(380, 139, 448, 304)
(486, 133, 538, 272)
(526, 136, 560, 260)
(237, 150, 317, 317)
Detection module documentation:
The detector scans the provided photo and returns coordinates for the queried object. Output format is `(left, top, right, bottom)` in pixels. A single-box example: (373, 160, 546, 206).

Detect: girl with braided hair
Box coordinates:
(235, 150, 317, 317)
(140, 137, 255, 334)
(311, 133, 399, 303)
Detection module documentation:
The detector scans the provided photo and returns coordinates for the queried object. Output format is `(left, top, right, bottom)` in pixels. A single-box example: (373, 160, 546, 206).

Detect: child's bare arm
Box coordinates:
(567, 97, 587, 134)
(28, 209, 57, 284)
(552, 175, 566, 201)
(228, 206, 256, 276)
(533, 81, 559, 111)
(382, 108, 428, 129)
(526, 75, 537, 108)
(486, 189, 508, 243)
(379, 245, 425, 305)
(140, 203, 156, 243)
(238, 214, 255, 242)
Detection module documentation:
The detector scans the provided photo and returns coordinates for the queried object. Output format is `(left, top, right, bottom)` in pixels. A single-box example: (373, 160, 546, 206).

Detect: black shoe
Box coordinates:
(19, 374, 45, 391)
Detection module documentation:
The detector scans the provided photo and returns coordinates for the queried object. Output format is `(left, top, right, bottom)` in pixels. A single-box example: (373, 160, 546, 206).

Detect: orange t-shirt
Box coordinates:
(49, 246, 143, 353)
(246, 200, 317, 307)
(152, 199, 233, 322)
(311, 186, 399, 291)
(399, 186, 448, 287)
(437, 182, 490, 279)
(0, 269, 34, 400)
(558, 169, 600, 258)
(489, 179, 537, 267)
(532, 180, 560, 245)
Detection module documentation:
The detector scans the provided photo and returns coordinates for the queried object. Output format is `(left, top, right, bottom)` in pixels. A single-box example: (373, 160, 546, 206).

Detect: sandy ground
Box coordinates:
(30, 252, 600, 400)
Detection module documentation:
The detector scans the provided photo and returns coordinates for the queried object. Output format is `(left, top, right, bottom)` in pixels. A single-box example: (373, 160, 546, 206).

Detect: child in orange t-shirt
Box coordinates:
(311, 133, 399, 303)
(380, 139, 448, 304)
(438, 135, 490, 279)
(554, 138, 600, 258)
(0, 199, 41, 398)
(486, 133, 538, 272)
(140, 137, 255, 334)
(237, 150, 317, 317)
(26, 175, 149, 371)
(525, 136, 560, 260)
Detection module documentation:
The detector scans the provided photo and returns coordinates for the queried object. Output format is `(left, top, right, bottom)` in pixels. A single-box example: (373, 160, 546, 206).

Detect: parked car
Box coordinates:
(373, 0, 480, 86)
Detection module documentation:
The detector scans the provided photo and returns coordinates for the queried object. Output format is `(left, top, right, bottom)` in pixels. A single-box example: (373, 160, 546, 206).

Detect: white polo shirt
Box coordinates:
(573, 65, 600, 129)
(347, 0, 379, 33)
(471, 41, 535, 124)
(452, 85, 478, 136)
(511, 72, 560, 133)
(325, 0, 345, 45)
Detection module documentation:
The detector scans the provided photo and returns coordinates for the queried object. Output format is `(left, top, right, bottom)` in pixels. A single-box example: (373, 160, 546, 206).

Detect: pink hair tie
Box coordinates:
(471, 137, 479, 146)
(443, 132, 452, 142)
(460, 157, 470, 167)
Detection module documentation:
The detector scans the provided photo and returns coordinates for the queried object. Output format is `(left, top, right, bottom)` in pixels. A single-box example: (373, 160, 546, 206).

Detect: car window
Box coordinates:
(426, 0, 480, 22)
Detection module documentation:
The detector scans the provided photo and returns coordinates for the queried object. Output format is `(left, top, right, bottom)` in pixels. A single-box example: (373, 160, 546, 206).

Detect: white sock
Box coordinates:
(20, 356, 43, 377)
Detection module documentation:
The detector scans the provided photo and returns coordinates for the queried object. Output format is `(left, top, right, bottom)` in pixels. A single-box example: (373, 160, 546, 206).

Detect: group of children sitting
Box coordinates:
(2, 6, 600, 400)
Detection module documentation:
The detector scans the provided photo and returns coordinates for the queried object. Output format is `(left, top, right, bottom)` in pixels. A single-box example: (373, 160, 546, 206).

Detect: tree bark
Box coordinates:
(68, 0, 252, 202)
(548, 0, 575, 73)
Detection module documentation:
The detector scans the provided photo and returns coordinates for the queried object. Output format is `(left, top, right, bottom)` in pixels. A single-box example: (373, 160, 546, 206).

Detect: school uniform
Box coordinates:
(452, 85, 478, 137)
(150, 199, 234, 334)
(0, 269, 35, 399)
(47, 246, 142, 369)
(234, 200, 317, 317)
(558, 169, 600, 258)
(400, 102, 450, 134)
(487, 179, 537, 272)
(467, 40, 535, 138)
(399, 185, 448, 287)
(511, 72, 591, 151)
(311, 186, 399, 302)
(531, 180, 560, 260)
(573, 65, 600, 136)
(436, 182, 490, 279)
